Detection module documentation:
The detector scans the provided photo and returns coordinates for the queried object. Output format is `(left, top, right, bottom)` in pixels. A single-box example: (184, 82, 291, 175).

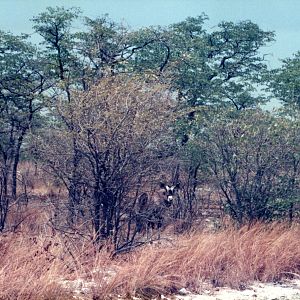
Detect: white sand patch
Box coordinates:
(59, 278, 96, 297)
(57, 274, 300, 300)
(177, 280, 300, 300)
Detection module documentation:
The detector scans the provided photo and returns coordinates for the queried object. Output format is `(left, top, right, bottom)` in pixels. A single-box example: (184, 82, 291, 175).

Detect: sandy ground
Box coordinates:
(176, 280, 300, 300)
(60, 278, 300, 299)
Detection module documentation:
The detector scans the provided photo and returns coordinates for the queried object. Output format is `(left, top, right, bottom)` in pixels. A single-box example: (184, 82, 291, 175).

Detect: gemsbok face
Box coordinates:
(160, 183, 177, 207)
(135, 181, 179, 236)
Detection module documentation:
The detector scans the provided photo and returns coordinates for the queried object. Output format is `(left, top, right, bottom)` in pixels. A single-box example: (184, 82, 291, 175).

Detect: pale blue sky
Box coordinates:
(0, 0, 299, 67)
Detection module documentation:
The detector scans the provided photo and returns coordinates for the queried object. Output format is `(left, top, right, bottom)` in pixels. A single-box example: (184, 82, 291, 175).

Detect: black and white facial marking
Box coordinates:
(159, 182, 178, 207)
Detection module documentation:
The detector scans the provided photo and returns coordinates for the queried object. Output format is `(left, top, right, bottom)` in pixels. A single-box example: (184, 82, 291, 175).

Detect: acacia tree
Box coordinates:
(31, 6, 82, 90)
(0, 31, 48, 229)
(38, 75, 175, 245)
(32, 7, 90, 219)
(196, 109, 300, 224)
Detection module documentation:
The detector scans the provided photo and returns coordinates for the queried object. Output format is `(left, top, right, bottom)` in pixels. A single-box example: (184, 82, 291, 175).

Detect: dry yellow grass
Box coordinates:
(0, 222, 299, 299)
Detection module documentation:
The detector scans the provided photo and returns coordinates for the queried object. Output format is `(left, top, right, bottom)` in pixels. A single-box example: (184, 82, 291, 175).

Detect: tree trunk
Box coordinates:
(93, 187, 102, 243)
(12, 135, 24, 200)
(0, 165, 9, 231)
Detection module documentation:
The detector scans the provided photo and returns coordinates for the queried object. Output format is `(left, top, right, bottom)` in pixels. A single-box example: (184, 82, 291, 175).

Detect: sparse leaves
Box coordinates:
(196, 109, 300, 224)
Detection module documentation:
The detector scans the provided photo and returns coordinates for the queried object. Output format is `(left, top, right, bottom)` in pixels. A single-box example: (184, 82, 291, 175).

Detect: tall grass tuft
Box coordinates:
(0, 222, 299, 299)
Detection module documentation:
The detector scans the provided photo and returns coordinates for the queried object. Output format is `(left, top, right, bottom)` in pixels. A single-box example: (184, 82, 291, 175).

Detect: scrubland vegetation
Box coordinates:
(0, 6, 300, 299)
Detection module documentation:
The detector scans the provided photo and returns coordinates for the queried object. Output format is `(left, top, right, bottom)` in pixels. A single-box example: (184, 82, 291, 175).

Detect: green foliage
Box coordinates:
(31, 6, 81, 49)
(31, 6, 81, 82)
(0, 30, 49, 227)
(268, 52, 300, 108)
(129, 17, 274, 109)
(30, 8, 275, 111)
(76, 15, 131, 81)
(0, 30, 47, 148)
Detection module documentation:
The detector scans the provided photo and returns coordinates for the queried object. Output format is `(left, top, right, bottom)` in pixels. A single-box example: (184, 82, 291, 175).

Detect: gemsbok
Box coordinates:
(135, 181, 179, 239)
